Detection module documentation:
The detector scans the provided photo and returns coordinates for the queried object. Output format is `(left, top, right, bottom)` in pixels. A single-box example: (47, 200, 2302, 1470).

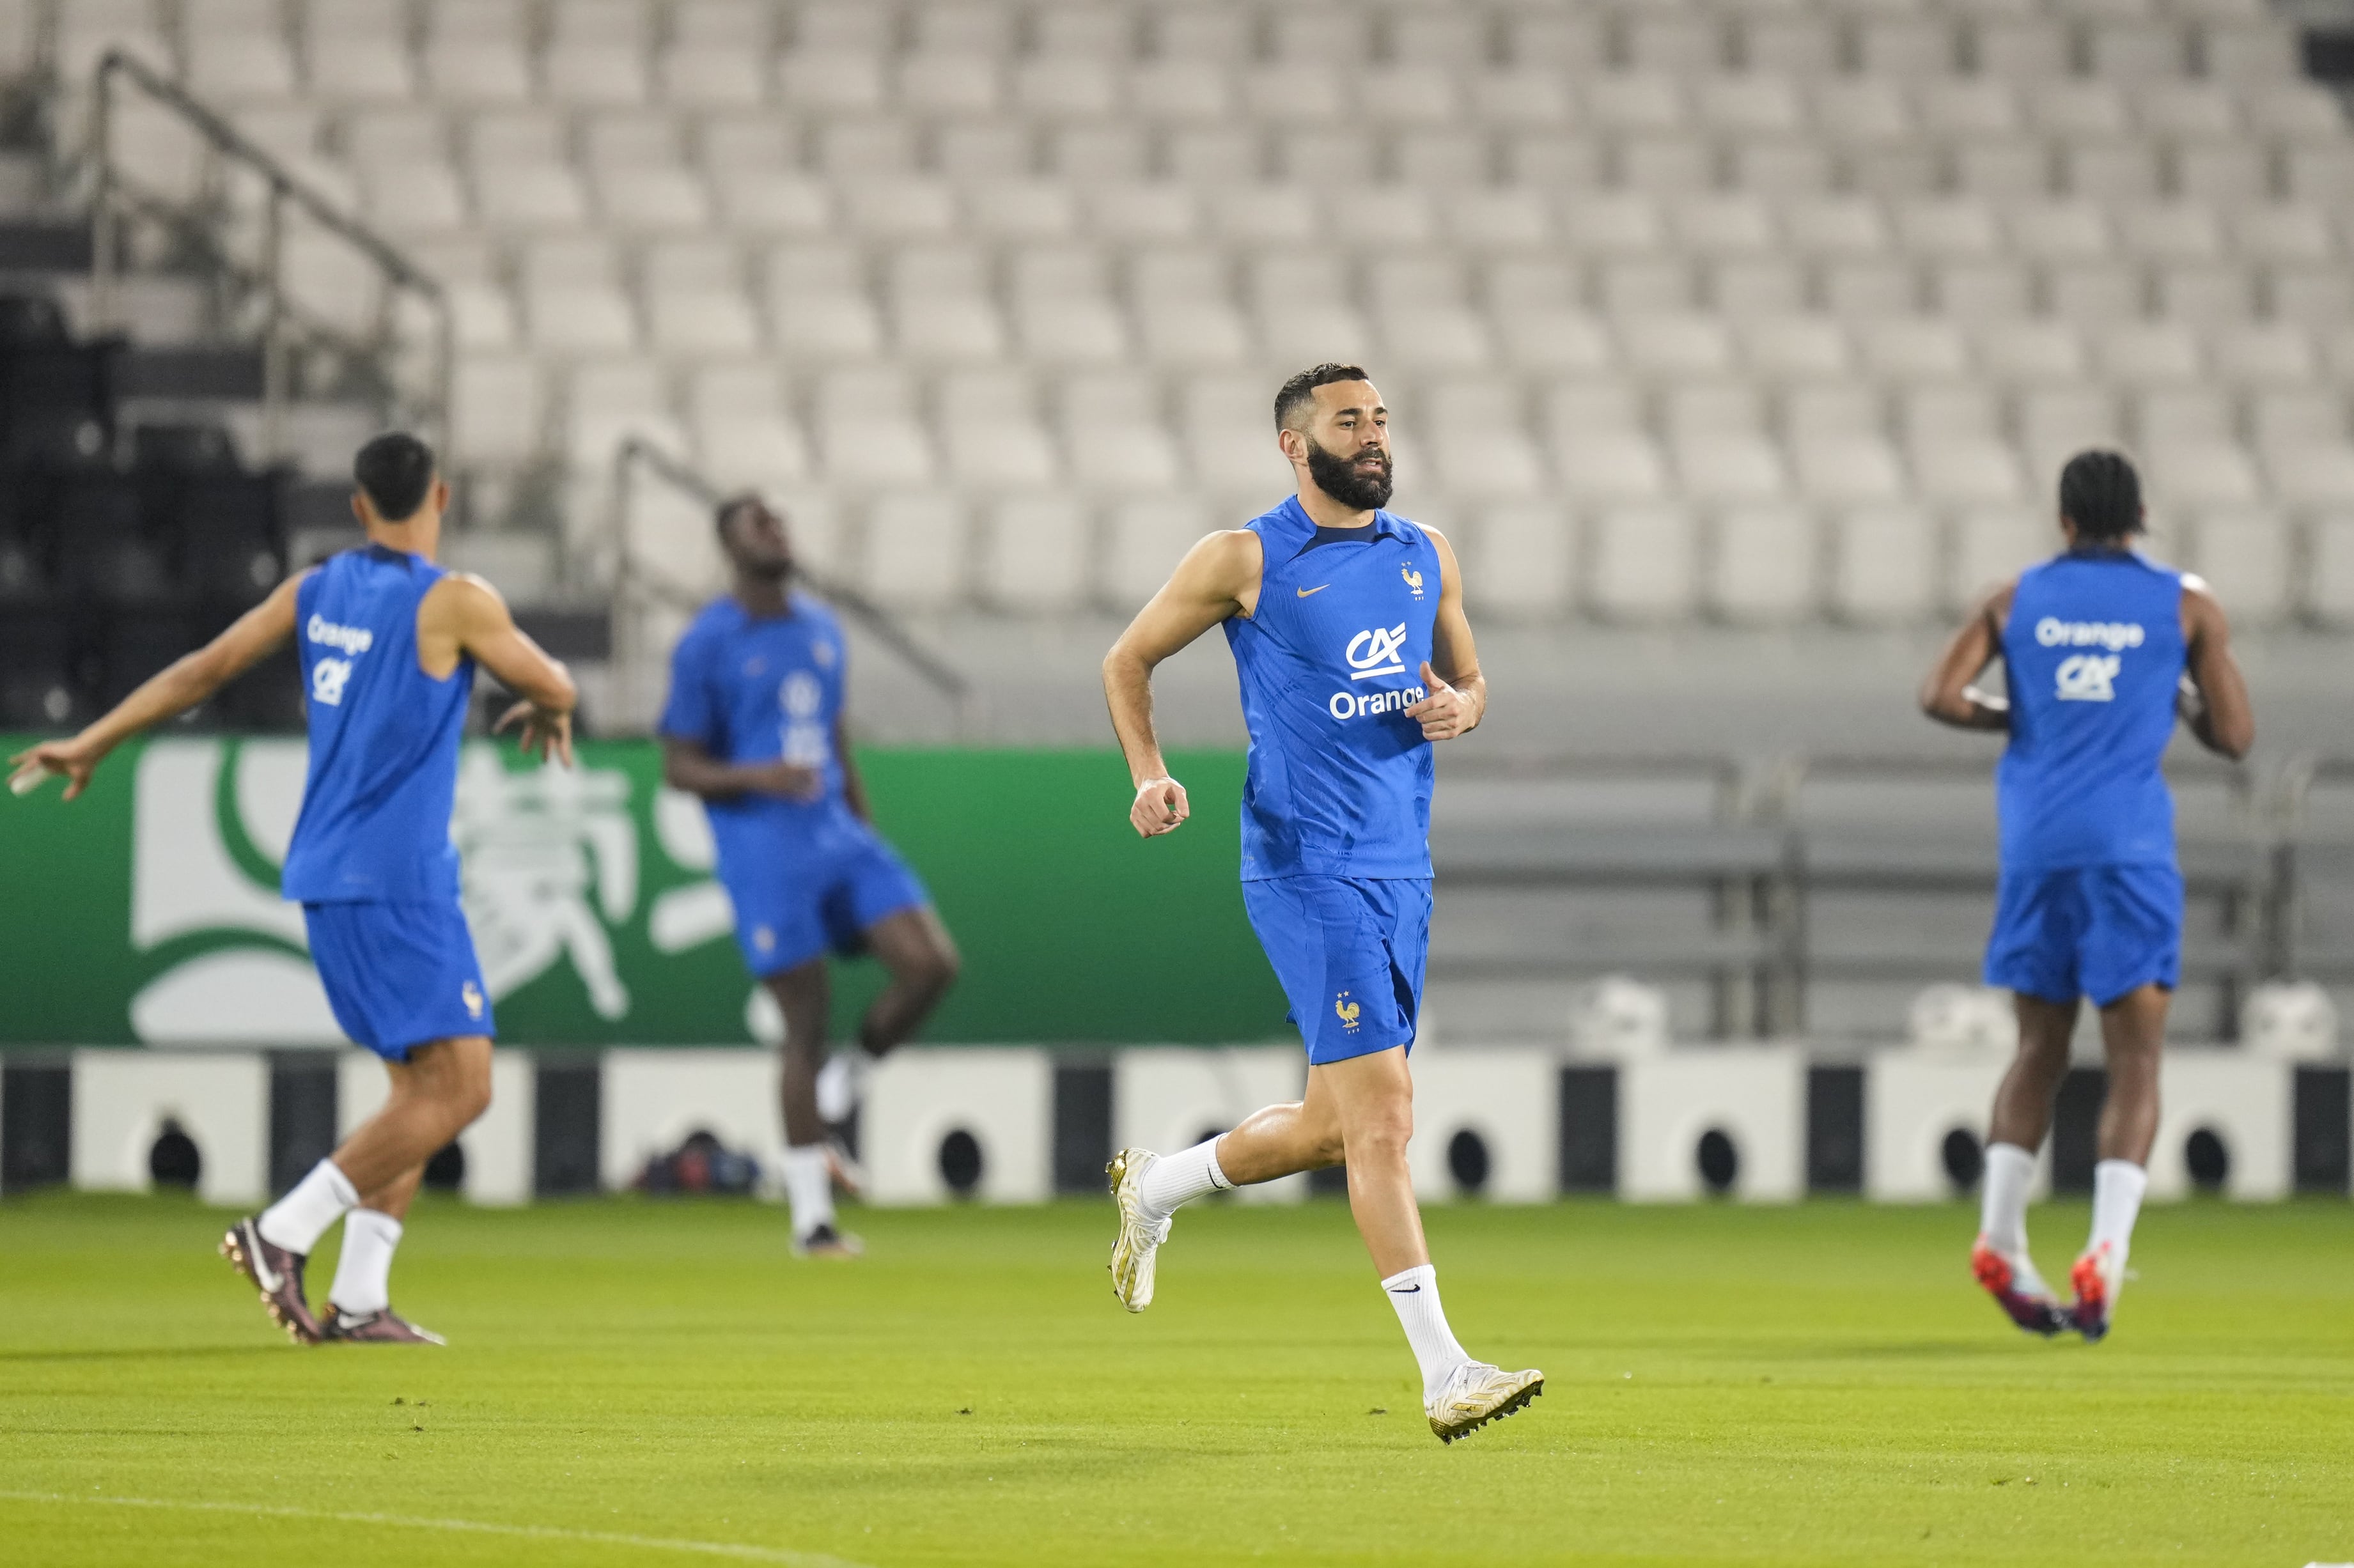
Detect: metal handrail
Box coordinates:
(88, 49, 453, 450)
(609, 436, 978, 734)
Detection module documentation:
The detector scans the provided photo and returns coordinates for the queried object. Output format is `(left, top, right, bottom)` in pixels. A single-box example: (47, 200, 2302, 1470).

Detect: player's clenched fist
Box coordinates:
(1405, 661, 1479, 741)
(1131, 775, 1189, 837)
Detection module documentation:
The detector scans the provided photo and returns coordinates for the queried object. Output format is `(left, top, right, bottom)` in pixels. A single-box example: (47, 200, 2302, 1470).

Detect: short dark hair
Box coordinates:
(1274, 363, 1372, 431)
(2059, 449, 2144, 541)
(713, 491, 762, 536)
(354, 431, 436, 522)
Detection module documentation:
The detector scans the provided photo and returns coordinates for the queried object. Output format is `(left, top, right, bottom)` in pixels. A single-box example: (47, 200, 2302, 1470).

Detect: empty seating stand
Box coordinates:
(8, 0, 2352, 628)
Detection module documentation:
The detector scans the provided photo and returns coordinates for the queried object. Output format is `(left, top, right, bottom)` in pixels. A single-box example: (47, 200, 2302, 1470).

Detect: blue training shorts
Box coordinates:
(726, 823, 930, 979)
(304, 897, 495, 1062)
(1983, 863, 2183, 1008)
(1242, 875, 1431, 1066)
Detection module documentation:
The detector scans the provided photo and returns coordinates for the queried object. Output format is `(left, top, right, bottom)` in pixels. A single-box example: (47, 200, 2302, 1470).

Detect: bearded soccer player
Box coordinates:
(10, 433, 577, 1344)
(658, 495, 959, 1257)
(1099, 364, 1541, 1443)
(1921, 449, 2254, 1342)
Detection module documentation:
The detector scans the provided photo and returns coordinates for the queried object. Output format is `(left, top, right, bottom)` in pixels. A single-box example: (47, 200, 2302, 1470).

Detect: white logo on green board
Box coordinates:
(129, 739, 665, 1044)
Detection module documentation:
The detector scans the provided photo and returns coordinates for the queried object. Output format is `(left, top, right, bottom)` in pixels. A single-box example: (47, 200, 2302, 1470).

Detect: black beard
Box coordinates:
(1304, 438, 1393, 511)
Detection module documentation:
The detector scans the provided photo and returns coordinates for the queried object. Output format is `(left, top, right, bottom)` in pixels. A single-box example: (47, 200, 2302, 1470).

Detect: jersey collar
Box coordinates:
(1272, 494, 1406, 551)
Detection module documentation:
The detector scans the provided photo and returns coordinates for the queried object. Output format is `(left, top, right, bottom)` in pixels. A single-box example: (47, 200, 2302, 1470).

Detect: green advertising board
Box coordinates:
(0, 737, 1290, 1048)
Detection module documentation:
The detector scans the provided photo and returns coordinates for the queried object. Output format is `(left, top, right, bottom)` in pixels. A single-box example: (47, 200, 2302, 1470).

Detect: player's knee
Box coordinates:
(1343, 1104, 1414, 1166)
(913, 939, 960, 997)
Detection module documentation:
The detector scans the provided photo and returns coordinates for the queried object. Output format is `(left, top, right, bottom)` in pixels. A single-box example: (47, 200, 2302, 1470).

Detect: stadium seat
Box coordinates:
(1708, 503, 1817, 623)
(2186, 510, 2293, 623)
(449, 356, 544, 469)
(1463, 502, 1575, 619)
(1795, 435, 1908, 505)
(937, 368, 1059, 488)
(1423, 380, 1547, 502)
(858, 492, 967, 610)
(1950, 506, 2050, 607)
(1059, 373, 1183, 490)
(1586, 502, 1698, 621)
(1100, 495, 1213, 610)
(978, 494, 1089, 612)
(1181, 374, 1284, 493)
(1830, 504, 1940, 625)
(817, 369, 936, 488)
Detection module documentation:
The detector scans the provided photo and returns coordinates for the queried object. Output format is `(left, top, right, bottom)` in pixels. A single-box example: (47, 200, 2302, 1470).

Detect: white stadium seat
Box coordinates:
(979, 495, 1089, 612)
(116, 0, 2330, 632)
(1708, 503, 1817, 623)
(1587, 502, 1698, 621)
(859, 492, 967, 610)
(1831, 505, 1940, 625)
(1465, 502, 1576, 619)
(1101, 495, 1213, 610)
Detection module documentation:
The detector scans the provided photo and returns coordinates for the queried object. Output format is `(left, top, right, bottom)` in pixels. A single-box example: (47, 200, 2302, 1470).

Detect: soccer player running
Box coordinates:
(658, 495, 959, 1257)
(1100, 364, 1541, 1443)
(1921, 451, 2253, 1342)
(9, 433, 576, 1344)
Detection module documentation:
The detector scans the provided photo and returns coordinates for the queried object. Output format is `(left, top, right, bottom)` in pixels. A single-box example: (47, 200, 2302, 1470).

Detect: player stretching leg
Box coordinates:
(10, 433, 575, 1343)
(659, 496, 959, 1257)
(1921, 451, 2252, 1342)
(1100, 366, 1541, 1442)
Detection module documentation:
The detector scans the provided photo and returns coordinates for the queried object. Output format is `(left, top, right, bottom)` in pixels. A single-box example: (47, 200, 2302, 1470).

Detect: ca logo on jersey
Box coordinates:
(2055, 653, 2121, 702)
(310, 657, 353, 706)
(1346, 623, 1408, 681)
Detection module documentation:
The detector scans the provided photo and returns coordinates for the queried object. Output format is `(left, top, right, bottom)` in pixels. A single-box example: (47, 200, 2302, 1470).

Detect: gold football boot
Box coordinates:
(1425, 1363, 1545, 1444)
(1105, 1147, 1171, 1312)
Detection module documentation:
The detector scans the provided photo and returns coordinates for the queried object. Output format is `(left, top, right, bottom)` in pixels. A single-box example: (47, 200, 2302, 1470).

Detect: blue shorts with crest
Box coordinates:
(1242, 875, 1431, 1065)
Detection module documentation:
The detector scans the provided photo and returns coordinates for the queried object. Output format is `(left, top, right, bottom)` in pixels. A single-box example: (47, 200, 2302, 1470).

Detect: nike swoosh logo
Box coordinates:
(1389, 1284, 1422, 1294)
(248, 1239, 281, 1292)
(1297, 585, 1330, 598)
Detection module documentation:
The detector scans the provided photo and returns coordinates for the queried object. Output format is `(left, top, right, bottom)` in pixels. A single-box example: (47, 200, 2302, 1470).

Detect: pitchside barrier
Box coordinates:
(3, 1044, 2347, 1207)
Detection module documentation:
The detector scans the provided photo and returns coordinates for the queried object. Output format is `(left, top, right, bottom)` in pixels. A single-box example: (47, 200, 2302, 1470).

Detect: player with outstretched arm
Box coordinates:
(1921, 449, 2254, 1342)
(10, 433, 575, 1344)
(1098, 364, 1541, 1443)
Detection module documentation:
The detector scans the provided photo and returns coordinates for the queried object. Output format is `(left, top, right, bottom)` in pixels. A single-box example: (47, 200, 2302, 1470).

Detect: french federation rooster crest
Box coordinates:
(1335, 994, 1361, 1030)
(1400, 565, 1424, 596)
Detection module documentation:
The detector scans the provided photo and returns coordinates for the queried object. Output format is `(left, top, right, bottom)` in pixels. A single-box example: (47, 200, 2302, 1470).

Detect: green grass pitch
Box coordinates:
(3, 1192, 2350, 1567)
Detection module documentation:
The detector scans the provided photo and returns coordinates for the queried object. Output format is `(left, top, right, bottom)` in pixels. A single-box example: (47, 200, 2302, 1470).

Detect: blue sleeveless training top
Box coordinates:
(1995, 548, 2187, 873)
(280, 545, 474, 902)
(1223, 495, 1442, 881)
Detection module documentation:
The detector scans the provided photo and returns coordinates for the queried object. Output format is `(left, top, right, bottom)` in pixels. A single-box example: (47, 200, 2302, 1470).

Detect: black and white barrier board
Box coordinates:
(6, 1045, 2350, 1205)
(865, 1047, 1052, 1204)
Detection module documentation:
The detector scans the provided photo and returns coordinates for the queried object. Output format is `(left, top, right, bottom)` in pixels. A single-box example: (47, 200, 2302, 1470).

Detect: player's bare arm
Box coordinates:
(419, 571, 578, 765)
(659, 736, 824, 803)
(1919, 583, 2017, 732)
(834, 713, 873, 821)
(1403, 527, 1486, 743)
(2176, 579, 2254, 760)
(8, 571, 307, 799)
(1102, 527, 1265, 837)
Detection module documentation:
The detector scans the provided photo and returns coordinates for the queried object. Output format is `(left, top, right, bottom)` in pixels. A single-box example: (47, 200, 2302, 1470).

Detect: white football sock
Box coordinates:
(1136, 1136, 1231, 1222)
(329, 1208, 402, 1314)
(1979, 1142, 2037, 1257)
(2089, 1159, 2148, 1259)
(814, 1050, 875, 1124)
(1382, 1264, 1474, 1401)
(257, 1158, 359, 1254)
(781, 1144, 835, 1241)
